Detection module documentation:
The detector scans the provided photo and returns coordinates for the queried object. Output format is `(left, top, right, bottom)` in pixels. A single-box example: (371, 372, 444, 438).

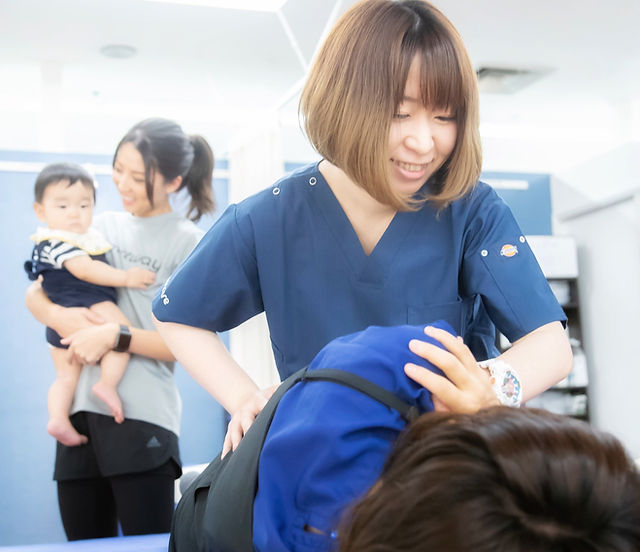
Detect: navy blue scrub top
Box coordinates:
(152, 162, 566, 380)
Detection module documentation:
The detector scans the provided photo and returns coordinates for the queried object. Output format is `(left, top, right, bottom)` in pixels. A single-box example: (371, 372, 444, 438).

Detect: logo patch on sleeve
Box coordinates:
(500, 244, 518, 257)
(160, 281, 170, 305)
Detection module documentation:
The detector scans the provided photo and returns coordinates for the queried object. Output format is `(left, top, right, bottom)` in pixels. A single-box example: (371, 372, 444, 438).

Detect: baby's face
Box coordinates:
(34, 179, 94, 234)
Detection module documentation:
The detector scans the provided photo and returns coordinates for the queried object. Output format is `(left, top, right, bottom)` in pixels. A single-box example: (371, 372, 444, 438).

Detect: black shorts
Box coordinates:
(54, 411, 181, 481)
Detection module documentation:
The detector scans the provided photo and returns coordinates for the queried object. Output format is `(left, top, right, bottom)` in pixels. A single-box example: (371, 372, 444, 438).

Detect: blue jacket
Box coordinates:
(253, 321, 452, 551)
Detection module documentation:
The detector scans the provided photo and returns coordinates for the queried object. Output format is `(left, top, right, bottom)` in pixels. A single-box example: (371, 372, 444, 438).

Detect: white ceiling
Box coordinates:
(0, 0, 638, 163)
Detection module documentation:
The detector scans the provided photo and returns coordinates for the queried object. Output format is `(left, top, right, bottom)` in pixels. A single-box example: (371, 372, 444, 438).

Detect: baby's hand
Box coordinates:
(125, 267, 156, 288)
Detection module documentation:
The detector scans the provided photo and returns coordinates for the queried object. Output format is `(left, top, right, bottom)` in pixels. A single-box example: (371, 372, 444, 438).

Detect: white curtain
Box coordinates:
(227, 118, 284, 389)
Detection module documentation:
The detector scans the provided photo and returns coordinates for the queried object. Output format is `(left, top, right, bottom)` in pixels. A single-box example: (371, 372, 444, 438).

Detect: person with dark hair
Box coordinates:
(25, 118, 215, 539)
(153, 0, 571, 453)
(339, 406, 640, 552)
(25, 162, 156, 445)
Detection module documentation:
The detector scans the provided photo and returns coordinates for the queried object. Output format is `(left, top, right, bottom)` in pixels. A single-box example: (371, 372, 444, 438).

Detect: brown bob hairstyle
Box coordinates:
(339, 407, 640, 552)
(300, 0, 482, 211)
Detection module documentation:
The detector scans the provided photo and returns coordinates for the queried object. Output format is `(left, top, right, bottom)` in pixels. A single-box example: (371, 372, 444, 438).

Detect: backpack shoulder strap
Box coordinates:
(301, 368, 419, 423)
(201, 367, 309, 552)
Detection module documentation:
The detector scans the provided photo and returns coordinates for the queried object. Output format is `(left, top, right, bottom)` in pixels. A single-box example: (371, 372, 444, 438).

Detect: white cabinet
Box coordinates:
(505, 236, 590, 420)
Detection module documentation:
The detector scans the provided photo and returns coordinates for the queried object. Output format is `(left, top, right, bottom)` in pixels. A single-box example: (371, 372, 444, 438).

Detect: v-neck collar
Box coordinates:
(307, 164, 419, 285)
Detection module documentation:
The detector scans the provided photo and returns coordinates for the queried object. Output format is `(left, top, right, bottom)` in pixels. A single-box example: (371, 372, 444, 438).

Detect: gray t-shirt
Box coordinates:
(71, 210, 203, 435)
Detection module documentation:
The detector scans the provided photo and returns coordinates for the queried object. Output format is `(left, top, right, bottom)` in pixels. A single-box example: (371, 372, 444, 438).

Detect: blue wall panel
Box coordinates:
(481, 171, 552, 235)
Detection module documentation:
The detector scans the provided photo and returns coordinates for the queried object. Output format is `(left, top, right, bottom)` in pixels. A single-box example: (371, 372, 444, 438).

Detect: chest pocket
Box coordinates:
(407, 296, 497, 360)
(407, 296, 477, 336)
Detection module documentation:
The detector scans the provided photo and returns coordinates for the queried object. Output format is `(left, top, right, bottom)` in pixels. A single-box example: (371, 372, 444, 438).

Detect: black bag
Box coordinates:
(170, 366, 418, 552)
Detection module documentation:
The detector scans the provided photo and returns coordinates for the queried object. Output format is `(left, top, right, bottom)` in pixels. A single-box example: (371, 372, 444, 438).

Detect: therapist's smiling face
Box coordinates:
(387, 55, 458, 198)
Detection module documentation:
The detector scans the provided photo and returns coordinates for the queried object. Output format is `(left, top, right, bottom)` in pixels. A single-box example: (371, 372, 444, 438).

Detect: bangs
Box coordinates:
(394, 19, 466, 116)
(301, 0, 481, 210)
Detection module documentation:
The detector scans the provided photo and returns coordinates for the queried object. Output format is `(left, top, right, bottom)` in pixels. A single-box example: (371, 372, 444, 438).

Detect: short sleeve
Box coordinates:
(45, 239, 88, 268)
(460, 185, 566, 342)
(152, 204, 264, 332)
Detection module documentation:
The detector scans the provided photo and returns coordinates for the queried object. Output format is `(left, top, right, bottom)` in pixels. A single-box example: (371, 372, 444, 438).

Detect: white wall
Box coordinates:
(227, 121, 285, 389)
(552, 143, 640, 457)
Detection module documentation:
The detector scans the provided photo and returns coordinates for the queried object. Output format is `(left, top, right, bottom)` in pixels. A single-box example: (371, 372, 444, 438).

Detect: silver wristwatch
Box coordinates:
(478, 358, 522, 407)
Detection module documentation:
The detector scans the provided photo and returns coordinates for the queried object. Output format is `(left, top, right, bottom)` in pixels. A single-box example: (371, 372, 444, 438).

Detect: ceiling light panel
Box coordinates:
(142, 0, 288, 12)
(476, 66, 553, 95)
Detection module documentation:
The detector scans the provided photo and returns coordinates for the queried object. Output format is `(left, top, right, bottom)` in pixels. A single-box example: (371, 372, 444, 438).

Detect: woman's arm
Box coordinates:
(25, 280, 104, 336)
(499, 320, 572, 401)
(153, 315, 274, 455)
(61, 322, 176, 364)
(27, 280, 175, 363)
(153, 317, 258, 411)
(404, 321, 572, 411)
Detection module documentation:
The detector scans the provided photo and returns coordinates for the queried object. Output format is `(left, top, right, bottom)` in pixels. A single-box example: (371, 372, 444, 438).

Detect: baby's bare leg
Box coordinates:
(89, 302, 131, 424)
(48, 347, 88, 446)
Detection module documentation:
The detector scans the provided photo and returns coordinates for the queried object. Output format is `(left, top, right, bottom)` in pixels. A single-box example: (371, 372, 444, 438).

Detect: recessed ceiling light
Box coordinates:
(100, 44, 137, 59)
(142, 0, 287, 11)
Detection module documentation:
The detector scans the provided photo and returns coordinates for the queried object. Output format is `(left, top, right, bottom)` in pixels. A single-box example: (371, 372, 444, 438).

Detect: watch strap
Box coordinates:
(113, 324, 132, 353)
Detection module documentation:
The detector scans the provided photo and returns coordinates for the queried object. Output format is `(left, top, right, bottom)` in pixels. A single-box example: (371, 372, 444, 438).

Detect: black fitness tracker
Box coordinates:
(113, 324, 132, 353)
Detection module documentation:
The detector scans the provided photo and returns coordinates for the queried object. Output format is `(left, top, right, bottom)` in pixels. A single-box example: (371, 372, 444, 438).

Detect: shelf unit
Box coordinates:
(502, 236, 590, 420)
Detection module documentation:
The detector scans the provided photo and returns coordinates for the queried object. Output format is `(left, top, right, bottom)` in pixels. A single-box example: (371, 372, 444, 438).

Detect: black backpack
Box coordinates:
(170, 365, 419, 552)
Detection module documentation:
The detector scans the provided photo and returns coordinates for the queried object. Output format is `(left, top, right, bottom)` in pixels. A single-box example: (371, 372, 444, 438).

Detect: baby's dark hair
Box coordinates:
(340, 406, 640, 552)
(114, 118, 215, 222)
(34, 162, 95, 203)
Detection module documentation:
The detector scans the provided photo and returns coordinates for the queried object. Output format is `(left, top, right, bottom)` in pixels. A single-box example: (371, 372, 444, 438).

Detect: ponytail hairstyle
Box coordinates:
(340, 406, 640, 552)
(114, 118, 215, 221)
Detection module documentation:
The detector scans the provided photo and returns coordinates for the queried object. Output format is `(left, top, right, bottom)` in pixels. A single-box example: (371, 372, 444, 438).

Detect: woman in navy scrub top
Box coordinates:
(153, 0, 572, 452)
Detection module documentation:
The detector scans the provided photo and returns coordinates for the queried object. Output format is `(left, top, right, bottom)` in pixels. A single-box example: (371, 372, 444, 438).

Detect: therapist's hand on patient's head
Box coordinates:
(404, 325, 499, 414)
(221, 385, 278, 458)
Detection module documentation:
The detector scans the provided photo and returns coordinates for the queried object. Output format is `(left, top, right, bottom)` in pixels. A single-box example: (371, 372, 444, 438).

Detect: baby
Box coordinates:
(25, 162, 155, 446)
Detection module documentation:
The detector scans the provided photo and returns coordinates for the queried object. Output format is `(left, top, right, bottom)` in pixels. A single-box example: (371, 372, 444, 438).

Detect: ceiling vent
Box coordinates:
(476, 66, 551, 94)
(100, 44, 137, 59)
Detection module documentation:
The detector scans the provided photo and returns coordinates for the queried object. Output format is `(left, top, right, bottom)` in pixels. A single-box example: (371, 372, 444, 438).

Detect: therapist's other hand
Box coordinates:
(221, 385, 278, 458)
(61, 322, 119, 366)
(405, 325, 499, 413)
(54, 305, 105, 338)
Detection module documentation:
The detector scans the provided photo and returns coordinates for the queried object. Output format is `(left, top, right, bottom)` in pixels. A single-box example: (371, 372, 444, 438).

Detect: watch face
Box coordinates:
(500, 370, 522, 404)
(487, 360, 522, 407)
(114, 325, 132, 353)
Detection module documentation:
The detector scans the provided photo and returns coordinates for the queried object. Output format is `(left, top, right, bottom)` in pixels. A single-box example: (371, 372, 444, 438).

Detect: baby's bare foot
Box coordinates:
(47, 418, 88, 446)
(92, 381, 124, 424)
